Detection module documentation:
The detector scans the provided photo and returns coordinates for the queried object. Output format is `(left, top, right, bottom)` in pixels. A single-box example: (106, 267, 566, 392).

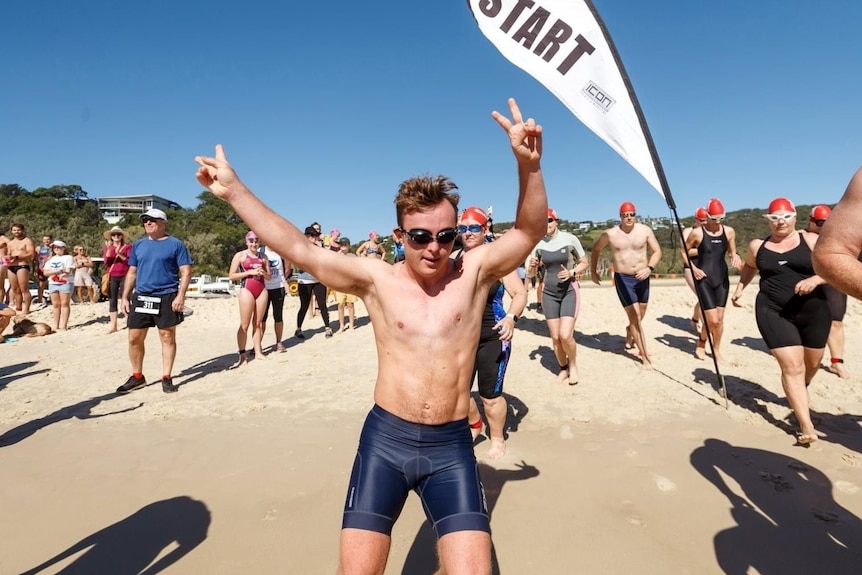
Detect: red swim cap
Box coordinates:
(694, 207, 708, 220)
(707, 198, 725, 217)
(547, 208, 559, 221)
(810, 205, 831, 220)
(619, 201, 636, 214)
(767, 197, 795, 214)
(461, 206, 488, 225)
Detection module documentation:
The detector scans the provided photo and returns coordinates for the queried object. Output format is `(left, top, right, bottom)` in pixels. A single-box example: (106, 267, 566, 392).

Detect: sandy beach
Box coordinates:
(2, 281, 861, 574)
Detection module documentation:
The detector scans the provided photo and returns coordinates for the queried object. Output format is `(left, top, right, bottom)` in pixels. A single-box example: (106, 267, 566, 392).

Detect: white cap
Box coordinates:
(141, 208, 168, 221)
(50, 240, 67, 247)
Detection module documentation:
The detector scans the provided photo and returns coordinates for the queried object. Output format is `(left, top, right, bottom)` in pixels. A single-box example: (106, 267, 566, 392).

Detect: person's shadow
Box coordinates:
(0, 361, 49, 393)
(691, 438, 862, 573)
(0, 393, 143, 448)
(17, 495, 210, 574)
(400, 461, 540, 575)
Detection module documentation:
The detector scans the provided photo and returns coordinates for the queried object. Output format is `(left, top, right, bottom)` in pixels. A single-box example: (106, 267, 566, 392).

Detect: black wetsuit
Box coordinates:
(755, 236, 829, 349)
(694, 226, 730, 310)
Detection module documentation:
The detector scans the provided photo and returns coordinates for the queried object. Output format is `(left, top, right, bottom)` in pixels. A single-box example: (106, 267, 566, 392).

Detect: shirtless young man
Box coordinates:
(195, 98, 547, 575)
(685, 198, 742, 362)
(7, 223, 36, 314)
(590, 202, 662, 368)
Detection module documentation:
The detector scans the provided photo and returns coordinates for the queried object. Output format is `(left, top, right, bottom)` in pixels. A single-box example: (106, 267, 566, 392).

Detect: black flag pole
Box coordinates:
(585, 0, 728, 406)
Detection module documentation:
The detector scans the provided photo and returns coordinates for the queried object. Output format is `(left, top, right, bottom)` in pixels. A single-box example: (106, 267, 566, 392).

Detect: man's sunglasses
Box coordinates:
(621, 212, 636, 218)
(399, 228, 458, 245)
(141, 216, 162, 224)
(810, 218, 827, 226)
(458, 224, 484, 234)
(764, 213, 796, 222)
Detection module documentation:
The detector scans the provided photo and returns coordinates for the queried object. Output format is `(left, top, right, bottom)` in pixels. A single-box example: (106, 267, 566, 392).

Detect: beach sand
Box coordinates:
(2, 282, 861, 573)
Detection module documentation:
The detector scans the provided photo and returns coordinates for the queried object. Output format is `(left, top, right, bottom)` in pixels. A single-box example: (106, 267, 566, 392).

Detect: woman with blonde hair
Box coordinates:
(72, 245, 95, 304)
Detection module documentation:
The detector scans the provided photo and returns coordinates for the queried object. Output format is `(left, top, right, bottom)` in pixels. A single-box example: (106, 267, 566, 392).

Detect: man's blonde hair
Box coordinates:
(394, 175, 460, 227)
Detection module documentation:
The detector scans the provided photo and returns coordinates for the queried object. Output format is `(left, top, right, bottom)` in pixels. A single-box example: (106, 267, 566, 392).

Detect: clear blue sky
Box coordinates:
(3, 0, 862, 243)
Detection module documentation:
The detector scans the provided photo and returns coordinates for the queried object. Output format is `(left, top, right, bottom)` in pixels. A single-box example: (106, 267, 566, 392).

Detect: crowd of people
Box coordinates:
(2, 95, 861, 574)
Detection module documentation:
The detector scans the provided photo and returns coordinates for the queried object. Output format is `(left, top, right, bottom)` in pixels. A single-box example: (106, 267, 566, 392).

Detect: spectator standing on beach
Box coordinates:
(294, 226, 332, 339)
(6, 223, 36, 314)
(194, 97, 546, 574)
(228, 231, 271, 364)
(260, 243, 288, 352)
(44, 240, 75, 331)
(814, 164, 862, 301)
(0, 233, 9, 304)
(805, 205, 849, 378)
(34, 235, 53, 307)
(333, 237, 357, 333)
(357, 231, 386, 260)
(457, 206, 527, 459)
(681, 207, 707, 333)
(117, 209, 192, 395)
(102, 226, 132, 334)
(528, 208, 587, 385)
(590, 202, 662, 369)
(732, 198, 829, 445)
(685, 198, 742, 362)
(72, 245, 96, 304)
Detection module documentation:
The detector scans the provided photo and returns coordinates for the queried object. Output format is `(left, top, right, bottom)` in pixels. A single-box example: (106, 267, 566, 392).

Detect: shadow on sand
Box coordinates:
(17, 495, 210, 574)
(691, 438, 862, 573)
(0, 361, 49, 392)
(0, 393, 143, 448)
(400, 461, 540, 575)
(693, 368, 862, 456)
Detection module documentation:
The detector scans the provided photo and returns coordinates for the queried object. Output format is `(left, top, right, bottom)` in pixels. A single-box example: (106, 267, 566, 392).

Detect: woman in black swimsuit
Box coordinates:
(732, 198, 830, 446)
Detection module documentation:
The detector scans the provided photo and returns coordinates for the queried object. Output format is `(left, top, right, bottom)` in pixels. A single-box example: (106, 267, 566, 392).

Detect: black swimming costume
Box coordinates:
(694, 226, 730, 310)
(342, 405, 489, 537)
(754, 236, 829, 349)
(473, 279, 511, 399)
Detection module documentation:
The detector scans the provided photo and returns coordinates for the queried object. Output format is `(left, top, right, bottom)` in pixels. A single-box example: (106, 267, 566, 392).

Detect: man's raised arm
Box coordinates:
(482, 98, 548, 280)
(194, 146, 373, 294)
(813, 165, 862, 299)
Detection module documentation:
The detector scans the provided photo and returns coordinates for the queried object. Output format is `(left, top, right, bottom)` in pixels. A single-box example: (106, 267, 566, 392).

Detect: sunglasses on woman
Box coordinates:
(763, 213, 796, 222)
(457, 224, 484, 234)
(399, 228, 458, 245)
(810, 218, 826, 227)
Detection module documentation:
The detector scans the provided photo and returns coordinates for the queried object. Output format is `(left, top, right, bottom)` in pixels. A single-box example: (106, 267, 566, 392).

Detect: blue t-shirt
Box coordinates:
(128, 236, 193, 295)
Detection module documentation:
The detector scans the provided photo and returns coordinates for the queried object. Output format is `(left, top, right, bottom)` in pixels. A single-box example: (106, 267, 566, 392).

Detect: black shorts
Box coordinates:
(262, 287, 285, 323)
(755, 292, 829, 349)
(342, 405, 489, 537)
(127, 292, 184, 330)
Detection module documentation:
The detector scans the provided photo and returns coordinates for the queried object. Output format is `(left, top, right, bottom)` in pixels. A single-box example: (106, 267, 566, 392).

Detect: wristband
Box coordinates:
(648, 265, 655, 272)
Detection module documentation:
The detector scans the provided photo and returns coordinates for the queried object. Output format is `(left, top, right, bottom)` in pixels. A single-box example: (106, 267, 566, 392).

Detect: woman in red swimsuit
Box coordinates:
(229, 231, 271, 364)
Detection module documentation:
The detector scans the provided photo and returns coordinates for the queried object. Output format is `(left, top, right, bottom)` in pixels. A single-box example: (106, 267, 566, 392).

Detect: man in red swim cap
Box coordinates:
(590, 201, 662, 368)
(806, 204, 849, 378)
(684, 198, 742, 362)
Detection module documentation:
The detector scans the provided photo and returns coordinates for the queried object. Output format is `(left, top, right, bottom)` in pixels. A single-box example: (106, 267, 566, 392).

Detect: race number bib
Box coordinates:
(134, 294, 161, 315)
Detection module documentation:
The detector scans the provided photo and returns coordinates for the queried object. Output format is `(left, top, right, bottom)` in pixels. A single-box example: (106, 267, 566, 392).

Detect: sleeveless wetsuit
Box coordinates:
(472, 279, 511, 399)
(342, 405, 489, 537)
(755, 235, 829, 349)
(694, 226, 730, 310)
(533, 231, 585, 319)
(239, 253, 266, 299)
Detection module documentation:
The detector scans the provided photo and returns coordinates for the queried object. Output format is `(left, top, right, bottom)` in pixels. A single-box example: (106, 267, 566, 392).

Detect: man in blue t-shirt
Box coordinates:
(118, 209, 193, 394)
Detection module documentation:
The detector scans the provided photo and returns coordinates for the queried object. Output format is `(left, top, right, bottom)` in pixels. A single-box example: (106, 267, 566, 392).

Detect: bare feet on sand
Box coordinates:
(796, 431, 818, 446)
(233, 351, 247, 368)
(828, 360, 849, 379)
(694, 338, 706, 360)
(568, 363, 579, 386)
(484, 438, 506, 460)
(556, 366, 569, 384)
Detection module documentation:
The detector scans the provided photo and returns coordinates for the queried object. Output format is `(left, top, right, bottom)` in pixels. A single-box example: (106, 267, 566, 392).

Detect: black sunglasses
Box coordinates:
(547, 218, 556, 223)
(810, 218, 826, 226)
(399, 228, 458, 245)
(141, 216, 162, 224)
